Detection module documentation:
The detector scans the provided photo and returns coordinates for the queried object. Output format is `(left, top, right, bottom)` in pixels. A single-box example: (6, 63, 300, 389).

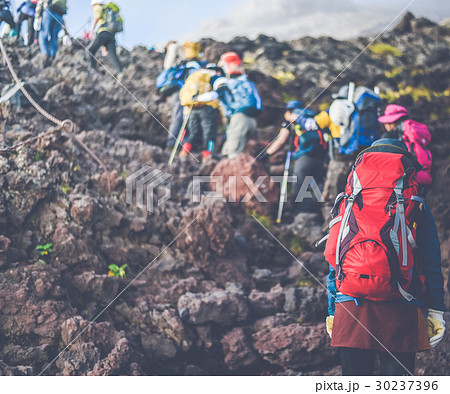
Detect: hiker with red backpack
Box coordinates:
(323, 138, 446, 376)
(378, 104, 432, 188)
(263, 100, 327, 214)
(87, 1, 123, 75)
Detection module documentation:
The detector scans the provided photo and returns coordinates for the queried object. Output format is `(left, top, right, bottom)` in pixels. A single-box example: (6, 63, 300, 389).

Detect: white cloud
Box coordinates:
(184, 0, 449, 42)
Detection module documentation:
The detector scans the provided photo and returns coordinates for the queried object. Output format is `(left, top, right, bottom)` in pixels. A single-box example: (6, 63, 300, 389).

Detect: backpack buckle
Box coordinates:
(396, 194, 405, 204)
(347, 194, 356, 203)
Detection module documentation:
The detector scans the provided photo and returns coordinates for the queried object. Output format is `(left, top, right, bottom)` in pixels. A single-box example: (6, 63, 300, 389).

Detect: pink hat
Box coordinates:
(378, 104, 408, 124)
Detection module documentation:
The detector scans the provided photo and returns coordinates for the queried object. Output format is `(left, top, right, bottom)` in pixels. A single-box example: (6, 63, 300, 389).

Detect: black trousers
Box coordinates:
(184, 105, 219, 151)
(293, 153, 325, 213)
(0, 9, 16, 30)
(17, 12, 35, 45)
(340, 348, 416, 376)
(87, 31, 122, 73)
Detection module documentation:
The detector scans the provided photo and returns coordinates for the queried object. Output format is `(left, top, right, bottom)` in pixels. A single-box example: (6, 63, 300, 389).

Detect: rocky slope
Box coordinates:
(0, 13, 448, 375)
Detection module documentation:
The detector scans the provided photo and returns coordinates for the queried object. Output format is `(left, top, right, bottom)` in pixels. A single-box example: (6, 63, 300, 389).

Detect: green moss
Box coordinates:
(319, 101, 330, 112)
(243, 55, 256, 65)
(272, 70, 296, 85)
(384, 66, 403, 79)
(278, 233, 305, 256)
(248, 210, 273, 230)
(296, 278, 315, 287)
(369, 42, 402, 57)
(380, 84, 447, 103)
(281, 92, 300, 103)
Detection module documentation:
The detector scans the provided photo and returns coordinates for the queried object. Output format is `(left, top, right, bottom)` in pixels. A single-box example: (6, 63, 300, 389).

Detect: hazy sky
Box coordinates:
(11, 0, 449, 49)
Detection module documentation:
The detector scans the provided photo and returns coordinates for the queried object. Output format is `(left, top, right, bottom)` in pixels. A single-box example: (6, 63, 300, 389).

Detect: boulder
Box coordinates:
(253, 323, 335, 370)
(210, 153, 279, 215)
(221, 328, 259, 371)
(248, 289, 285, 318)
(177, 290, 248, 325)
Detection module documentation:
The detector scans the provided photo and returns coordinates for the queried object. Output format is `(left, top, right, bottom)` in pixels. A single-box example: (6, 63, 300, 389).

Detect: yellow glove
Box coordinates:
(427, 309, 446, 348)
(326, 315, 334, 338)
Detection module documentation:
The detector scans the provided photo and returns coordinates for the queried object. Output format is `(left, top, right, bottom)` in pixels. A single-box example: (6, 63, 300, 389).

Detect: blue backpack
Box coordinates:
(226, 77, 263, 118)
(337, 87, 381, 155)
(25, 0, 37, 9)
(156, 64, 187, 98)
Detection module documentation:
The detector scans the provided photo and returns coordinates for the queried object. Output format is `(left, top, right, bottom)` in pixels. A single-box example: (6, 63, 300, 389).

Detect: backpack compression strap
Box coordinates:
(390, 174, 419, 301)
(335, 171, 362, 281)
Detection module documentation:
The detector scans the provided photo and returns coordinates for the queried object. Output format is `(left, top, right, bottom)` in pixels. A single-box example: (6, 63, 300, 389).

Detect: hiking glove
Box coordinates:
(63, 35, 72, 47)
(326, 315, 334, 338)
(427, 309, 446, 348)
(33, 18, 42, 32)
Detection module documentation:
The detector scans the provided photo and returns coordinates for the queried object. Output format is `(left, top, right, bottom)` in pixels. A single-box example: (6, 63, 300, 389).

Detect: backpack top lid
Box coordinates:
(357, 138, 422, 171)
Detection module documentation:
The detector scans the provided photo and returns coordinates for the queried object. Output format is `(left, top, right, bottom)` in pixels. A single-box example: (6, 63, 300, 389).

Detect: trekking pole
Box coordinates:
(168, 104, 193, 166)
(276, 150, 292, 223)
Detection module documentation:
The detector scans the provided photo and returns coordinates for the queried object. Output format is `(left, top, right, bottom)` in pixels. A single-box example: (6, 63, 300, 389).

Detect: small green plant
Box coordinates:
(34, 152, 44, 161)
(36, 243, 53, 256)
(61, 183, 72, 194)
(108, 264, 128, 278)
(369, 42, 402, 57)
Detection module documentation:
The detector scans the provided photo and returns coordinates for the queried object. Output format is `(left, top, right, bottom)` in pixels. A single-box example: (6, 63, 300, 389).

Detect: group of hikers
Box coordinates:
(0, 0, 124, 72)
(158, 40, 446, 376)
(158, 42, 263, 161)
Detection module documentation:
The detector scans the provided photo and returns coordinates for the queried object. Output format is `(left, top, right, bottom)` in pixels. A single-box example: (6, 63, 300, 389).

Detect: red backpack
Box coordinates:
(323, 145, 424, 301)
(402, 120, 432, 185)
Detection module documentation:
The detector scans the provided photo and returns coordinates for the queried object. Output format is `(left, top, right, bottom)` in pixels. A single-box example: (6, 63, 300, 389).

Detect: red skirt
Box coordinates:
(331, 300, 430, 353)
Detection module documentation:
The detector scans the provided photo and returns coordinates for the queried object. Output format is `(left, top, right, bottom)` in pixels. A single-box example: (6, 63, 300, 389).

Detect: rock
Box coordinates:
(253, 323, 335, 370)
(283, 286, 327, 323)
(177, 290, 248, 325)
(0, 235, 11, 267)
(72, 271, 120, 308)
(287, 213, 324, 248)
(221, 328, 258, 371)
(210, 153, 279, 215)
(253, 313, 294, 332)
(177, 198, 235, 267)
(70, 195, 94, 224)
(141, 334, 177, 360)
(248, 289, 285, 318)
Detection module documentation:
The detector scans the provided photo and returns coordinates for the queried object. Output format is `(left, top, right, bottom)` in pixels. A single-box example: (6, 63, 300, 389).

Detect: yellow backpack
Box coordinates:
(179, 69, 217, 107)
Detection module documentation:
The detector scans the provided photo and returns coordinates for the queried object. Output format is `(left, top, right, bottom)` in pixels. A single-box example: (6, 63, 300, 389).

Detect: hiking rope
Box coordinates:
(0, 37, 111, 194)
